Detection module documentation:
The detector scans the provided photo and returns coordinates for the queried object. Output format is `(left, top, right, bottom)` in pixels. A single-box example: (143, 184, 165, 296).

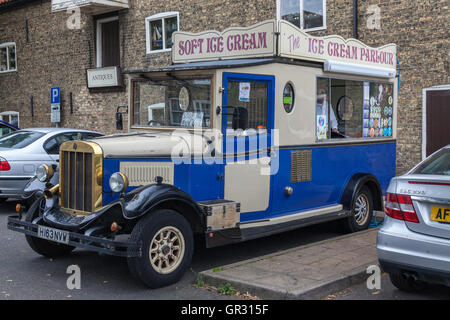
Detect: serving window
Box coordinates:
(316, 77, 394, 140)
(132, 77, 212, 129)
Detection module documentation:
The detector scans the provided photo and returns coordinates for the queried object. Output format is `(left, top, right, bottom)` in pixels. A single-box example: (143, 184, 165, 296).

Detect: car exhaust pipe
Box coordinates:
(401, 271, 419, 282)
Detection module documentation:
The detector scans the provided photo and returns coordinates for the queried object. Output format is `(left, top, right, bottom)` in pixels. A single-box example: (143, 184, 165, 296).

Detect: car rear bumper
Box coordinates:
(379, 260, 450, 287)
(0, 176, 32, 199)
(377, 217, 450, 286)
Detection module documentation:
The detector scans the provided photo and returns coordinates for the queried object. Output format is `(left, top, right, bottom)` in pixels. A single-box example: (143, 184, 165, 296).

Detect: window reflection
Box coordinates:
(133, 78, 211, 129)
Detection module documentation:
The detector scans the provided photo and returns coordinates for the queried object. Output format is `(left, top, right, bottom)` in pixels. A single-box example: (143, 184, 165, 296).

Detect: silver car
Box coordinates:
(377, 144, 450, 291)
(0, 128, 103, 204)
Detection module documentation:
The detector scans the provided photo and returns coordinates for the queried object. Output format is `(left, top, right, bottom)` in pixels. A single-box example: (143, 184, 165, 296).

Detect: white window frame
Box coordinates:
(421, 84, 450, 160)
(0, 111, 20, 127)
(96, 16, 119, 68)
(145, 12, 180, 54)
(276, 0, 327, 32)
(0, 42, 17, 73)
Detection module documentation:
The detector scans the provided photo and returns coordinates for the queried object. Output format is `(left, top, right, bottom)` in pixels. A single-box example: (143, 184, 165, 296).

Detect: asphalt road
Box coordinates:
(0, 201, 344, 300)
(3, 201, 449, 301)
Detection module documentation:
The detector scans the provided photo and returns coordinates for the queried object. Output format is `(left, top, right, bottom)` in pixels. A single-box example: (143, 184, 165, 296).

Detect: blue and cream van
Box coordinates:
(8, 20, 399, 288)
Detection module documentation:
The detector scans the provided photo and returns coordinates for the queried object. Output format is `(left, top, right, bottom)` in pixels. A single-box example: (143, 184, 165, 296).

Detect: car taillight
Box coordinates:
(385, 193, 419, 223)
(0, 157, 10, 171)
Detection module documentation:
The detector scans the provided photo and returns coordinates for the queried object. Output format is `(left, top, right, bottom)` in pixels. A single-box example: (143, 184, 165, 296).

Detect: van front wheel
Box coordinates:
(127, 209, 194, 288)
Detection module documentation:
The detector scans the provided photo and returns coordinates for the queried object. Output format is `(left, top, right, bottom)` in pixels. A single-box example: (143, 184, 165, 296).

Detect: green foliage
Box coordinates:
(195, 274, 205, 288)
(218, 282, 236, 295)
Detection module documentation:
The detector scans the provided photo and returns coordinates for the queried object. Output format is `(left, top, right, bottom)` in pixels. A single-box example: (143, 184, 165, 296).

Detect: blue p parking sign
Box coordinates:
(51, 87, 60, 104)
(51, 87, 61, 123)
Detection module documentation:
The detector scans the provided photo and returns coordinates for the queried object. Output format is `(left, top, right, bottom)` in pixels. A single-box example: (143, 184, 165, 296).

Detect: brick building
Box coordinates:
(0, 0, 449, 174)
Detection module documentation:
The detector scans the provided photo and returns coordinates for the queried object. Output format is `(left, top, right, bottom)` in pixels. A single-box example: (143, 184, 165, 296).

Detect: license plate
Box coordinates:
(430, 206, 450, 223)
(37, 226, 70, 244)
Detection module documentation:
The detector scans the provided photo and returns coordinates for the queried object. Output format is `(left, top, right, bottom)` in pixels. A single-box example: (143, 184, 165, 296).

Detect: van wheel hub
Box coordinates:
(150, 226, 185, 274)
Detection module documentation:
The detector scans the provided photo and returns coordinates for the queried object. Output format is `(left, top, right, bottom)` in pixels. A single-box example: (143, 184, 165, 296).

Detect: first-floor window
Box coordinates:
(316, 77, 394, 140)
(0, 43, 17, 72)
(0, 111, 19, 127)
(279, 0, 326, 31)
(96, 16, 120, 67)
(146, 12, 179, 53)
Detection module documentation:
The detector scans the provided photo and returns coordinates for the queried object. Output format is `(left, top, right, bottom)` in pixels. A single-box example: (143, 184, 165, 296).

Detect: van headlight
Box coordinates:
(36, 164, 54, 183)
(109, 172, 129, 193)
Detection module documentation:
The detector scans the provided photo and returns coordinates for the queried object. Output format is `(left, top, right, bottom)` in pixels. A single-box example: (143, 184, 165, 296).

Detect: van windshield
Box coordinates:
(0, 131, 45, 149)
(132, 77, 212, 129)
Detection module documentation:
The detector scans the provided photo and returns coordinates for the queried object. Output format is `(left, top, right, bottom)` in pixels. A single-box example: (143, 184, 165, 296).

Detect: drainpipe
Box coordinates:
(353, 0, 358, 39)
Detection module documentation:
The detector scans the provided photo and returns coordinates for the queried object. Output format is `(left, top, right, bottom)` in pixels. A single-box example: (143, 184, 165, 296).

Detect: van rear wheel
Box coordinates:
(340, 186, 373, 233)
(127, 209, 194, 289)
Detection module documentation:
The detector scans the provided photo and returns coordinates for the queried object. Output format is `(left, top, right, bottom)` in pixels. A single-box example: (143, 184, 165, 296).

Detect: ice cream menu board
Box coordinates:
(363, 82, 393, 138)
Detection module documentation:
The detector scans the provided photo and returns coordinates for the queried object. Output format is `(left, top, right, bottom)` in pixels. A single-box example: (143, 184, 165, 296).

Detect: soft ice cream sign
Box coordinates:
(172, 20, 277, 63)
(278, 20, 397, 70)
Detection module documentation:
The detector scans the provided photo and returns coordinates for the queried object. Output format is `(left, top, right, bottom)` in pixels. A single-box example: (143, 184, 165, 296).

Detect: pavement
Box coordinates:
(200, 228, 380, 300)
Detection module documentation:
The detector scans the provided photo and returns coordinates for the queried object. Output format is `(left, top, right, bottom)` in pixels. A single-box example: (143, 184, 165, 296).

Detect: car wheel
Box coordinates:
(127, 209, 194, 289)
(25, 196, 75, 258)
(340, 186, 373, 233)
(389, 272, 428, 292)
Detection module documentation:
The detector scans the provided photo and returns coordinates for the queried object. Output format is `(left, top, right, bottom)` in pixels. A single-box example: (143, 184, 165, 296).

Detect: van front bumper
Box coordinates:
(377, 217, 450, 286)
(7, 215, 141, 258)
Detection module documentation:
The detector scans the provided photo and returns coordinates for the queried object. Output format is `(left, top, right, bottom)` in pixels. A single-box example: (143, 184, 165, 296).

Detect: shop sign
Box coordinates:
(278, 20, 397, 70)
(172, 20, 277, 63)
(87, 66, 121, 88)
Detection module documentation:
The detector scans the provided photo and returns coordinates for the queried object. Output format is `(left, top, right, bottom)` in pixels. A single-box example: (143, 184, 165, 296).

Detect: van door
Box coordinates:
(221, 73, 275, 222)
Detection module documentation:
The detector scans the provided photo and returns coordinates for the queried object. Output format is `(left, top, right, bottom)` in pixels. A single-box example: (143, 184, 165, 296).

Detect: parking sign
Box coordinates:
(51, 87, 60, 104)
(51, 87, 61, 123)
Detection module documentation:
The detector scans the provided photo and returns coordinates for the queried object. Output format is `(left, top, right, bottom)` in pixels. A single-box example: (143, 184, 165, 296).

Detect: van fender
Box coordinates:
(340, 173, 384, 212)
(121, 184, 205, 231)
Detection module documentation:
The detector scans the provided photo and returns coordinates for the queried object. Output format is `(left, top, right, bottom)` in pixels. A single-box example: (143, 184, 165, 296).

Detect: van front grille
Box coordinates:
(59, 141, 103, 215)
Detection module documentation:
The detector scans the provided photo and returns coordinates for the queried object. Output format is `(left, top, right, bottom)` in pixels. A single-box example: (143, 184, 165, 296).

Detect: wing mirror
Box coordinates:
(116, 106, 128, 131)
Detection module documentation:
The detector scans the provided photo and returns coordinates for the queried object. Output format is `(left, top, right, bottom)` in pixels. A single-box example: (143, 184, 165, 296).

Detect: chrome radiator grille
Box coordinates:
(59, 141, 103, 215)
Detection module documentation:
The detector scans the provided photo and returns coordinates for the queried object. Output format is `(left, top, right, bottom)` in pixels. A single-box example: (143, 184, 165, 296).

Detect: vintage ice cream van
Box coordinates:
(8, 20, 398, 288)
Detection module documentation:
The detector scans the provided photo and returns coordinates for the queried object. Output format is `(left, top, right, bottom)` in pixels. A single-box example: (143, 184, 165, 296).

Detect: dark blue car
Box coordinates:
(0, 120, 19, 137)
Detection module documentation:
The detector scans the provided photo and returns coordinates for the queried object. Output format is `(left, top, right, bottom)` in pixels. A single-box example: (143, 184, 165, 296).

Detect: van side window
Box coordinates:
(226, 81, 268, 136)
(330, 79, 362, 138)
(316, 77, 394, 140)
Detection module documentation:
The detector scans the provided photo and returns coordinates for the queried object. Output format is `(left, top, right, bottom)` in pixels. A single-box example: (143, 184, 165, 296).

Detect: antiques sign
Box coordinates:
(87, 66, 121, 88)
